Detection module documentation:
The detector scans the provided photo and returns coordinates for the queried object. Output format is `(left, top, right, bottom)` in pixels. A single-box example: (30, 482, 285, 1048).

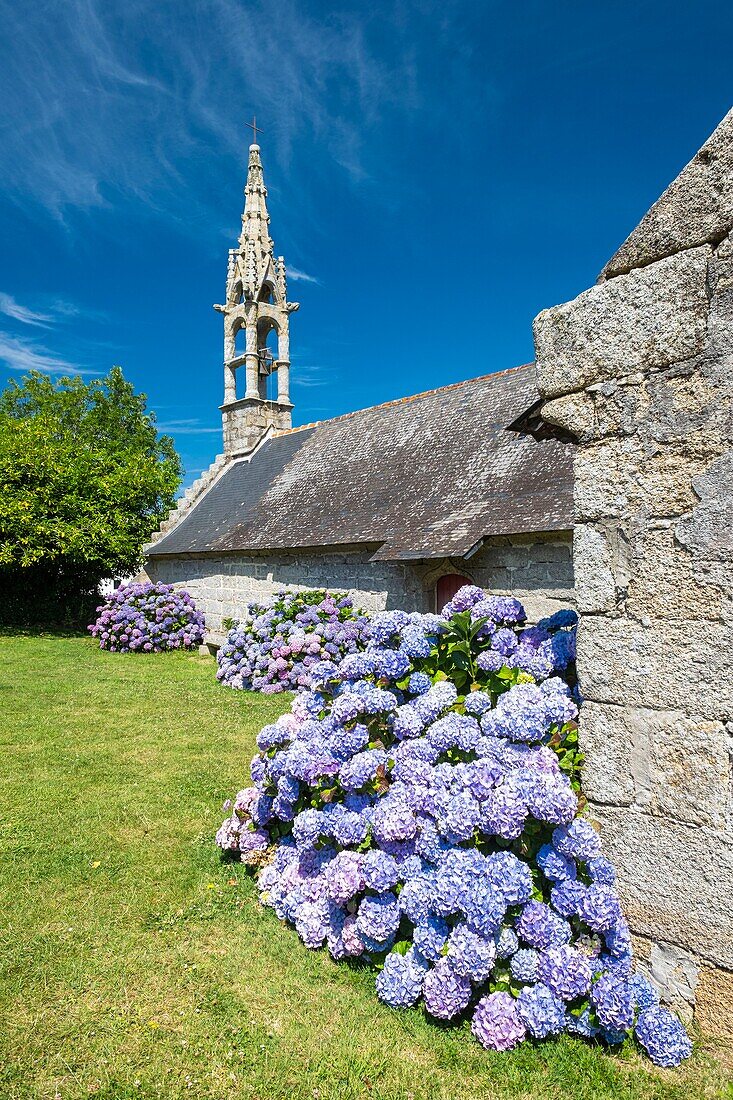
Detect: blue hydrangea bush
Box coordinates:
(216, 589, 369, 694)
(216, 585, 692, 1068)
(88, 581, 205, 652)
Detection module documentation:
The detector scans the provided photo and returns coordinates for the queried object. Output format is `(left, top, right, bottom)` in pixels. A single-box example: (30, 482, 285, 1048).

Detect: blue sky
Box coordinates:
(1, 0, 731, 486)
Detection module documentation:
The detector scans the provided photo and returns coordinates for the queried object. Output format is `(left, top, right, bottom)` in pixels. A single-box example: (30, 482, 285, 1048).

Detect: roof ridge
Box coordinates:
(274, 362, 534, 436)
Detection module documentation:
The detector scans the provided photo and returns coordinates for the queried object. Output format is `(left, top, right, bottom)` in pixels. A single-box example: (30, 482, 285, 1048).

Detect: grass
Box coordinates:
(0, 634, 730, 1100)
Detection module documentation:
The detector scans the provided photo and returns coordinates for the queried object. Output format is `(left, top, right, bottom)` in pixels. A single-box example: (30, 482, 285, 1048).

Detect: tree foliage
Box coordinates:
(0, 367, 182, 623)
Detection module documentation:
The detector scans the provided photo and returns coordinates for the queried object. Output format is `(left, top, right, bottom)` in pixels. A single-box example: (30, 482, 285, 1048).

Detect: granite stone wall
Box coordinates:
(145, 531, 574, 635)
(534, 110, 733, 1038)
(221, 397, 292, 457)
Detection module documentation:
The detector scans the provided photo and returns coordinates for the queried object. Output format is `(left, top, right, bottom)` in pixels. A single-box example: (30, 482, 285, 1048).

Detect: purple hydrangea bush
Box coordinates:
(88, 581, 205, 652)
(216, 589, 370, 694)
(216, 585, 692, 1068)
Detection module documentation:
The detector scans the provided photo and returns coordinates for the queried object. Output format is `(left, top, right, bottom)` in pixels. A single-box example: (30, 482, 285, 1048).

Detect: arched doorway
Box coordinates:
(435, 573, 473, 612)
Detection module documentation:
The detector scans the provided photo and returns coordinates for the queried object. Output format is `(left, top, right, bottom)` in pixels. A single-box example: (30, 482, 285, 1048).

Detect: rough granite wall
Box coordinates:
(145, 532, 574, 634)
(222, 397, 292, 457)
(534, 109, 733, 1039)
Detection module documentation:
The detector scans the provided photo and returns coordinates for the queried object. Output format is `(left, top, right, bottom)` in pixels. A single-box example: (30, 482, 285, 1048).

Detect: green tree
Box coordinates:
(0, 367, 182, 624)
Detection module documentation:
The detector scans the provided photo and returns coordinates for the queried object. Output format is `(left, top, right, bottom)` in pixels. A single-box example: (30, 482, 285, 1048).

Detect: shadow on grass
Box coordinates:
(0, 624, 90, 638)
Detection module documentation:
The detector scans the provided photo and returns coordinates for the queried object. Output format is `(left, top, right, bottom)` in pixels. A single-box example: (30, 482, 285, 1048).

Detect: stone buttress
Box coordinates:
(534, 108, 733, 1042)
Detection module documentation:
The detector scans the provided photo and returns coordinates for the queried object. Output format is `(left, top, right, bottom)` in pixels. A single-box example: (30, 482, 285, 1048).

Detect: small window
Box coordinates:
(435, 573, 472, 613)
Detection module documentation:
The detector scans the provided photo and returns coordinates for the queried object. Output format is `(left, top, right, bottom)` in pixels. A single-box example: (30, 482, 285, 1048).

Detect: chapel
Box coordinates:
(144, 139, 575, 632)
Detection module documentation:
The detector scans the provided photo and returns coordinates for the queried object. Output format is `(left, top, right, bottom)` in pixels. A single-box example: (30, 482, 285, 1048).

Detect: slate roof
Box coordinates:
(147, 364, 574, 562)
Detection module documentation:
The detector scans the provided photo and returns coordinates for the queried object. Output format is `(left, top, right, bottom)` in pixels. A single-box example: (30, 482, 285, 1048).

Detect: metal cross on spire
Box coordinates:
(246, 115, 264, 146)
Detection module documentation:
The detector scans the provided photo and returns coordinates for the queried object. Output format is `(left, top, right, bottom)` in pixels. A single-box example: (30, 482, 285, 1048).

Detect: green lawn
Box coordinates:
(0, 634, 730, 1100)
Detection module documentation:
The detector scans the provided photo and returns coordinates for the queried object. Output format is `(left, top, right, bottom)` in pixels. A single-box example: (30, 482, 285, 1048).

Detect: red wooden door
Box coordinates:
(436, 573, 472, 612)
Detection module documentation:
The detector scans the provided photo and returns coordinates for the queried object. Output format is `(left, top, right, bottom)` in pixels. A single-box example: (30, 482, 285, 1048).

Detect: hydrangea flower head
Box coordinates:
(324, 850, 364, 904)
(510, 948, 540, 983)
(634, 1006, 693, 1067)
(537, 945, 593, 1001)
(516, 901, 571, 950)
(578, 885, 623, 933)
(537, 843, 577, 883)
(441, 584, 486, 614)
(629, 973, 660, 1013)
(591, 972, 635, 1033)
(495, 926, 519, 960)
(471, 992, 527, 1051)
(375, 949, 428, 1007)
(361, 850, 400, 892)
(446, 923, 496, 984)
(422, 958, 472, 1020)
(552, 819, 602, 862)
(516, 983, 567, 1038)
(355, 893, 401, 944)
(414, 916, 449, 961)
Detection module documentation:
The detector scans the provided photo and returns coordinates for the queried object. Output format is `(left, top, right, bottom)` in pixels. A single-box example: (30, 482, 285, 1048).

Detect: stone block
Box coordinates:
(645, 710, 730, 829)
(584, 701, 731, 828)
(579, 701, 636, 806)
(530, 541, 573, 565)
(573, 525, 617, 612)
(588, 805, 733, 969)
(520, 594, 576, 624)
(650, 941, 699, 1016)
(534, 247, 710, 400)
(477, 567, 512, 590)
(696, 963, 733, 1042)
(574, 438, 705, 521)
(708, 232, 733, 357)
(625, 524, 728, 623)
(577, 615, 733, 719)
(629, 934, 697, 1020)
(544, 355, 733, 451)
(541, 391, 598, 443)
(600, 109, 733, 280)
(676, 449, 733, 565)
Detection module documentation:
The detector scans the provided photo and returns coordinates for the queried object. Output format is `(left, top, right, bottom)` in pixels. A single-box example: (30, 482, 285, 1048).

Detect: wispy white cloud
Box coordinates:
(0, 293, 53, 328)
(287, 266, 320, 285)
(47, 298, 109, 323)
(0, 294, 110, 376)
(0, 331, 97, 375)
(0, 291, 106, 330)
(291, 363, 329, 388)
(0, 0, 434, 227)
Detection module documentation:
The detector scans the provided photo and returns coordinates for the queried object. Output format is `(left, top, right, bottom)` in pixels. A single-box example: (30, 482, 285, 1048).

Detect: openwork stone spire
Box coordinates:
(214, 135, 300, 456)
(237, 144, 274, 283)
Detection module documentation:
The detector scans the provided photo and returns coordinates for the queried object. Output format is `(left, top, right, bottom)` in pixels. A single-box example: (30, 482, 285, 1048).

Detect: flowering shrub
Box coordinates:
(216, 589, 369, 694)
(88, 581, 205, 652)
(216, 586, 692, 1068)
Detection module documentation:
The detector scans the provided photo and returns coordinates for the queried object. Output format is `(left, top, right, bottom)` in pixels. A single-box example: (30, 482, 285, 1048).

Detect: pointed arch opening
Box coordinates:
(233, 319, 247, 358)
(256, 317, 280, 401)
(231, 318, 248, 399)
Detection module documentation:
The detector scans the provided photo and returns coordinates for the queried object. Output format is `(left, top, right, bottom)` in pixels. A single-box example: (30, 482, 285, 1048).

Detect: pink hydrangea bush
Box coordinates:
(216, 588, 370, 693)
(88, 581, 205, 652)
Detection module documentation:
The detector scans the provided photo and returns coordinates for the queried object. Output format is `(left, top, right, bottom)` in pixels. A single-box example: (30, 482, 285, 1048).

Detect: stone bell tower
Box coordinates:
(215, 124, 299, 456)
